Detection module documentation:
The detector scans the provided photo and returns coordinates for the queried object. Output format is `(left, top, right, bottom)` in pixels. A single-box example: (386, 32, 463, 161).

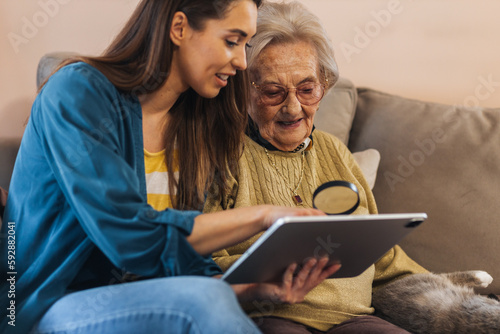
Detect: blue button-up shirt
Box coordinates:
(0, 63, 221, 334)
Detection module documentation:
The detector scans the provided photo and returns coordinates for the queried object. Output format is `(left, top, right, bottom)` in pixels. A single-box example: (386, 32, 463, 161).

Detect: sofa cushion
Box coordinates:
(352, 149, 380, 190)
(0, 138, 21, 190)
(316, 77, 357, 145)
(0, 187, 7, 226)
(36, 51, 78, 88)
(349, 88, 500, 294)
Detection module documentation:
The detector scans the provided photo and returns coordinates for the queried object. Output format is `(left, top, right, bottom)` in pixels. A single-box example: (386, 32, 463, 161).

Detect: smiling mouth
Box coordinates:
(278, 119, 302, 126)
(216, 74, 229, 81)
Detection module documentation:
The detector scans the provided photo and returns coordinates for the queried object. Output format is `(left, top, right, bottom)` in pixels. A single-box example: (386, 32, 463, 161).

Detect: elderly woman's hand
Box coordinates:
(233, 257, 341, 305)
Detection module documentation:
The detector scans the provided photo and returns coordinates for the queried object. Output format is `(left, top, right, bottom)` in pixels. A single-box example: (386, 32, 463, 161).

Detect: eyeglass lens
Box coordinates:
(258, 83, 324, 106)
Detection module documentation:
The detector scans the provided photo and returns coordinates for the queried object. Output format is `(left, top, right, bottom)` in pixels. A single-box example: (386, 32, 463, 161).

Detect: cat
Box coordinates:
(372, 270, 500, 334)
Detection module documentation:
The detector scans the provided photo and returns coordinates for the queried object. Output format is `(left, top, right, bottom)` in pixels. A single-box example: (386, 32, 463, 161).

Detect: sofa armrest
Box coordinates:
(0, 138, 21, 191)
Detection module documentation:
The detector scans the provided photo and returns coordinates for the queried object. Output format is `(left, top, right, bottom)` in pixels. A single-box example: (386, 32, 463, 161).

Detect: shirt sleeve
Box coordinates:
(33, 63, 221, 277)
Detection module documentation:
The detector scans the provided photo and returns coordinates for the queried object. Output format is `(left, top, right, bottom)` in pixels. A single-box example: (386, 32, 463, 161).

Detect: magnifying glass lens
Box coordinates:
(313, 181, 360, 215)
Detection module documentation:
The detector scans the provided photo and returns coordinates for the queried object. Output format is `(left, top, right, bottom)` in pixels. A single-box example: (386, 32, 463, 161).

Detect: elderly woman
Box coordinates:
(204, 2, 427, 334)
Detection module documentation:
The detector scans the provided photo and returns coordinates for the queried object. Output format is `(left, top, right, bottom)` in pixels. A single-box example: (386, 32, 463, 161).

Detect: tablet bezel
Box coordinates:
(222, 213, 427, 284)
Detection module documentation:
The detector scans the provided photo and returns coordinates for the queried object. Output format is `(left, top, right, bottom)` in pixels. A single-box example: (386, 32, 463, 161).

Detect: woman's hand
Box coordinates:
(233, 257, 341, 305)
(189, 205, 325, 256)
(257, 205, 326, 230)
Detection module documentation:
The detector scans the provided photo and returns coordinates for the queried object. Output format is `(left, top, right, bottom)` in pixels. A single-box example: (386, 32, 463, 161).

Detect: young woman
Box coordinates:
(0, 1, 340, 333)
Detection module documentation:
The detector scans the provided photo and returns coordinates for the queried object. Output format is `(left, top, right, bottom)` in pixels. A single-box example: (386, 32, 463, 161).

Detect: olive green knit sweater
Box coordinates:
(204, 130, 426, 331)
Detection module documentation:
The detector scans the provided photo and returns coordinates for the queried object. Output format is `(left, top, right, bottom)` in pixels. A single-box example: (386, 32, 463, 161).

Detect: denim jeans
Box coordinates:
(31, 276, 261, 334)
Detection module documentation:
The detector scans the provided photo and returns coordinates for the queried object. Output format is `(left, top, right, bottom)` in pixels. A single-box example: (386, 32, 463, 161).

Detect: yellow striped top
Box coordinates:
(144, 149, 178, 211)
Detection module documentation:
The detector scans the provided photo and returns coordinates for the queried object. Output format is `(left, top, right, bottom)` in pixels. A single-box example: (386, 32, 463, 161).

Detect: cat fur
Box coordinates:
(372, 271, 500, 334)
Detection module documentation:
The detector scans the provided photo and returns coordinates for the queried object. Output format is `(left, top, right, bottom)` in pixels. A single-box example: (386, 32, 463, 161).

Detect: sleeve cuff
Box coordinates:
(140, 206, 200, 235)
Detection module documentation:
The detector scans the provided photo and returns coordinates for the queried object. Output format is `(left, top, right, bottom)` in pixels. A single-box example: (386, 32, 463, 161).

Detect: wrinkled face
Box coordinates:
(249, 40, 322, 151)
(174, 0, 257, 98)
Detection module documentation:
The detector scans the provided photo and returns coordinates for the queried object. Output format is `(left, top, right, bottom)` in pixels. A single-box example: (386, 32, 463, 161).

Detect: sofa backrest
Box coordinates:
(36, 51, 79, 89)
(349, 87, 500, 294)
(317, 77, 357, 145)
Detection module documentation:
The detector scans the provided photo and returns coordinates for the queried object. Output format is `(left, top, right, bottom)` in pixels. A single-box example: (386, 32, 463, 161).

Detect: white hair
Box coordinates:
(247, 1, 339, 90)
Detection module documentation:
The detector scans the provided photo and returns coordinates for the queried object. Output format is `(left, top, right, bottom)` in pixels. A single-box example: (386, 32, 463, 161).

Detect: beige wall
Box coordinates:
(1, 0, 499, 139)
(303, 0, 500, 109)
(0, 0, 138, 139)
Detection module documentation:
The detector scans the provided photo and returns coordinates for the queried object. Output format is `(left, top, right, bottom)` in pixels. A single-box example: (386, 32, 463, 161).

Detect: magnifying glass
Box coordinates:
(312, 180, 360, 215)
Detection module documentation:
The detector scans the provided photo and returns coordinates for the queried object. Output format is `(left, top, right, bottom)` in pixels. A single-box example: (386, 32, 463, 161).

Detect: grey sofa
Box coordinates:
(317, 77, 500, 295)
(0, 138, 21, 191)
(1, 53, 499, 296)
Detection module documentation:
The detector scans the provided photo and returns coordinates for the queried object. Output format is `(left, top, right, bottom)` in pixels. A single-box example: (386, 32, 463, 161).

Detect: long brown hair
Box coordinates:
(52, 0, 261, 210)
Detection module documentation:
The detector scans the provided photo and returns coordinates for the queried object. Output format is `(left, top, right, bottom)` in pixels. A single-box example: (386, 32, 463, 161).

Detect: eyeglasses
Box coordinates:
(251, 79, 328, 106)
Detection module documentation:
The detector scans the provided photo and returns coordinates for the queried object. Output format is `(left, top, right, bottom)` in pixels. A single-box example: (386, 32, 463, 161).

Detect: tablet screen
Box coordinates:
(222, 213, 427, 284)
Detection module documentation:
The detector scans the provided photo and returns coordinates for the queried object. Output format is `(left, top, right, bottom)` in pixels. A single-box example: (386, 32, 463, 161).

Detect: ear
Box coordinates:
(170, 11, 189, 46)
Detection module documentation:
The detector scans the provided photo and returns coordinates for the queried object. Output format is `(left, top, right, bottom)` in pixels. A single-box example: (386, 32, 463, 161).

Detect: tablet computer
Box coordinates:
(222, 213, 427, 284)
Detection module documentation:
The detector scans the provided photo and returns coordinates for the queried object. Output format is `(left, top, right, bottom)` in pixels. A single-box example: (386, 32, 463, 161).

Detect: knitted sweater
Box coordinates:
(204, 130, 426, 331)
